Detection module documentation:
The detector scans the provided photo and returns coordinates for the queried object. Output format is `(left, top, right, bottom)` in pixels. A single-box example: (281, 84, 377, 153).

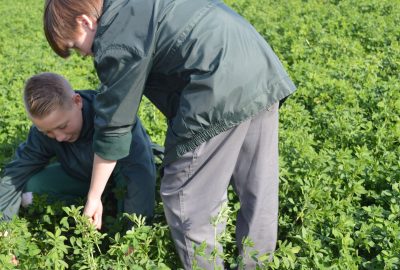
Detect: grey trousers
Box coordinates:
(161, 102, 279, 269)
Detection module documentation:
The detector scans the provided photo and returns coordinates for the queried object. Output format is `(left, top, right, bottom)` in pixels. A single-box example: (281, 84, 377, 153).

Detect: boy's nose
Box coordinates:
(54, 131, 67, 142)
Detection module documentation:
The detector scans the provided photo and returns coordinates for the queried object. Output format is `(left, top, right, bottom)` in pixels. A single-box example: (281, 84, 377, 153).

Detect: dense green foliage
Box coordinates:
(225, 0, 400, 268)
(1, 0, 399, 269)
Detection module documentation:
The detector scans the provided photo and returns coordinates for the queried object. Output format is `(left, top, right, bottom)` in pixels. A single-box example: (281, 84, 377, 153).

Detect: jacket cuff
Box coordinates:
(93, 130, 131, 160)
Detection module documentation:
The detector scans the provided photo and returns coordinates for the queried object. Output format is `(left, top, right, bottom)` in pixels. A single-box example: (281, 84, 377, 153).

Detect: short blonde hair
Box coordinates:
(24, 72, 74, 118)
(43, 0, 102, 58)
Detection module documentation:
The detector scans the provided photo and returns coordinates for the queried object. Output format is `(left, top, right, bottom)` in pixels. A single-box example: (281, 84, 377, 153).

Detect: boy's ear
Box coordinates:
(72, 93, 83, 109)
(76, 15, 97, 31)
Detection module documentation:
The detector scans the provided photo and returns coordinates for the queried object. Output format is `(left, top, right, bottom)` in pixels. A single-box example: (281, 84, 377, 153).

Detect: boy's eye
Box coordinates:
(59, 124, 68, 129)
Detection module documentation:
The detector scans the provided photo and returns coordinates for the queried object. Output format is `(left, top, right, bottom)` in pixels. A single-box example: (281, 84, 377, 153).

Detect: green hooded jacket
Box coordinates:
(92, 0, 296, 165)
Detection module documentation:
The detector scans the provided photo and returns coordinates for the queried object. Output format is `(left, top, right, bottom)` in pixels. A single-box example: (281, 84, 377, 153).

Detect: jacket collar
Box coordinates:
(76, 91, 96, 143)
(95, 0, 127, 38)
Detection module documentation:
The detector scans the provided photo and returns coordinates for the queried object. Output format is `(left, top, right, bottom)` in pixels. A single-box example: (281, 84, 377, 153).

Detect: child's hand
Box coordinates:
(11, 254, 19, 266)
(83, 197, 103, 229)
(21, 192, 33, 207)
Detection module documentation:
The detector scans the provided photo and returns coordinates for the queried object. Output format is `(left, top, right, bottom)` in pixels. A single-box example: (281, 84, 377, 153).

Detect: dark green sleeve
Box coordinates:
(0, 127, 54, 221)
(93, 48, 152, 160)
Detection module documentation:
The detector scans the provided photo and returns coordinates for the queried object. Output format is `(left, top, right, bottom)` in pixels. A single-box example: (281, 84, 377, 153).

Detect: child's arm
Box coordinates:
(0, 127, 54, 221)
(92, 46, 152, 162)
(83, 153, 117, 229)
(88, 50, 151, 228)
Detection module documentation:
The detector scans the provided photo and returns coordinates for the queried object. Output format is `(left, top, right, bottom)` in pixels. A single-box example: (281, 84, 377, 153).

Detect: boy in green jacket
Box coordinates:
(44, 0, 297, 268)
(0, 72, 156, 225)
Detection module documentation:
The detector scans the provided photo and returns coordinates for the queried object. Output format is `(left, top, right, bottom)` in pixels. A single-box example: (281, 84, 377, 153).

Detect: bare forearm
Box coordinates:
(83, 154, 117, 229)
(87, 154, 117, 200)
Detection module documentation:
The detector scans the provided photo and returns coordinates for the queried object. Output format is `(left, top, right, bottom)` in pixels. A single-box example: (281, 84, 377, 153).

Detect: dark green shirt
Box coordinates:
(92, 0, 296, 165)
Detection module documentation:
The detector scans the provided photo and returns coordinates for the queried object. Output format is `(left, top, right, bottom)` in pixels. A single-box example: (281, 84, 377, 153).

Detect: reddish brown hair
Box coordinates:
(24, 73, 75, 118)
(43, 0, 102, 58)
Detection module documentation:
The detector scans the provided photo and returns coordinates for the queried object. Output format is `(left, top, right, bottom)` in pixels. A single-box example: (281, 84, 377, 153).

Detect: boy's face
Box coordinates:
(31, 94, 83, 143)
(67, 15, 97, 57)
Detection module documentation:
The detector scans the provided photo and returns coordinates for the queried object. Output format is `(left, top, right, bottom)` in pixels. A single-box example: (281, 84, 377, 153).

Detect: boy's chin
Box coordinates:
(67, 135, 78, 143)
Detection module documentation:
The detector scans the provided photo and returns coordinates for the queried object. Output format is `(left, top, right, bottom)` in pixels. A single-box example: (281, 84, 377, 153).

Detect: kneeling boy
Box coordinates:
(0, 72, 156, 223)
